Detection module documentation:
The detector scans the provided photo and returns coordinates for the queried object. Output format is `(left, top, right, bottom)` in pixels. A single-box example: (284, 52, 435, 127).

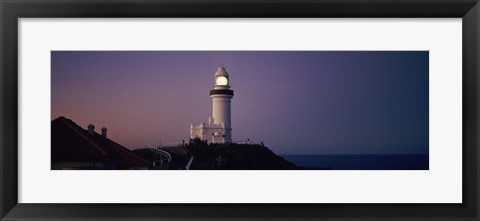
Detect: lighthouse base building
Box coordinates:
(190, 66, 234, 144)
(190, 119, 231, 144)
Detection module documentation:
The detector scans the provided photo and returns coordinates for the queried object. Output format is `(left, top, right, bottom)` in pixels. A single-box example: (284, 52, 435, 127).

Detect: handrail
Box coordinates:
(185, 156, 194, 170)
(142, 146, 172, 167)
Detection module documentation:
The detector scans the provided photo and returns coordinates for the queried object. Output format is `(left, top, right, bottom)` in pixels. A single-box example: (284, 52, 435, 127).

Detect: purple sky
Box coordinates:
(51, 51, 428, 154)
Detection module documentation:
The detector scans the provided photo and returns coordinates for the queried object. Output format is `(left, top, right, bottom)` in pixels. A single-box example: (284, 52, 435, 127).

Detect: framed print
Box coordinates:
(1, 0, 479, 220)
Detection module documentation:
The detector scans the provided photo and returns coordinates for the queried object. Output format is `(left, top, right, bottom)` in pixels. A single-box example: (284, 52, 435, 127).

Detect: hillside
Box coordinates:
(187, 142, 303, 170)
(134, 141, 304, 170)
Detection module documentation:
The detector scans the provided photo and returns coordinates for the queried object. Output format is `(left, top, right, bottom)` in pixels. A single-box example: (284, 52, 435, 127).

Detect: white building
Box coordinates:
(190, 66, 234, 143)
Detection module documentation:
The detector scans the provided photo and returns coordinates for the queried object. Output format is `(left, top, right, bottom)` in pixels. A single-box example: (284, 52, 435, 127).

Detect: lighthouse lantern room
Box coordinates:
(190, 66, 234, 143)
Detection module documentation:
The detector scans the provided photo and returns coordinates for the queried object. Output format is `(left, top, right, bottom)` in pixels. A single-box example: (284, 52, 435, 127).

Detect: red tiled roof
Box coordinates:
(52, 116, 151, 169)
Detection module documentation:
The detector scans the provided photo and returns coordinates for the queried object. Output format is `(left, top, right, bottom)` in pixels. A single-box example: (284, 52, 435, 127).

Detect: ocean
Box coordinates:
(280, 154, 429, 170)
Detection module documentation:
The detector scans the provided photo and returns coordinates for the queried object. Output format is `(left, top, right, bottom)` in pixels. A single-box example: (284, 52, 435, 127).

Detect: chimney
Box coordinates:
(88, 124, 95, 135)
(101, 127, 107, 138)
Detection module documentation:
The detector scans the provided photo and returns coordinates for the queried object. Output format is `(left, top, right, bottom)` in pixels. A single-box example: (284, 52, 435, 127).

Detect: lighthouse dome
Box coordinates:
(214, 66, 229, 77)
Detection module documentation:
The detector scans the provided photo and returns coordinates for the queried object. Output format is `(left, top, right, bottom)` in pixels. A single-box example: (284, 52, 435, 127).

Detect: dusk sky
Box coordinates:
(51, 51, 428, 154)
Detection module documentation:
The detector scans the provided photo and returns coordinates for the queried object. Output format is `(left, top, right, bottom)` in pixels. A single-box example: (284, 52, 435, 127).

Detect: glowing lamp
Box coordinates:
(216, 76, 228, 86)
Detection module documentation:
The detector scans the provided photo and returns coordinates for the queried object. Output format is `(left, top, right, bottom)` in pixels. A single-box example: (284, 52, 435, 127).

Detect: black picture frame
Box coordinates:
(1, 0, 479, 220)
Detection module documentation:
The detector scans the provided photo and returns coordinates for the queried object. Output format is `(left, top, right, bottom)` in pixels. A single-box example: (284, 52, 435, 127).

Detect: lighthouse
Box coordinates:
(190, 66, 234, 143)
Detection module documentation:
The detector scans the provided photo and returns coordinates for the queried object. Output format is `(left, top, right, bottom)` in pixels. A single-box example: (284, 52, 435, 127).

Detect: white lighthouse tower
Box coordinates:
(190, 66, 234, 143)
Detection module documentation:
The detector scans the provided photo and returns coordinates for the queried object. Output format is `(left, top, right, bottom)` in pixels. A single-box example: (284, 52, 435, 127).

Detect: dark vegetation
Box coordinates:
(186, 139, 303, 170)
(133, 138, 304, 170)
